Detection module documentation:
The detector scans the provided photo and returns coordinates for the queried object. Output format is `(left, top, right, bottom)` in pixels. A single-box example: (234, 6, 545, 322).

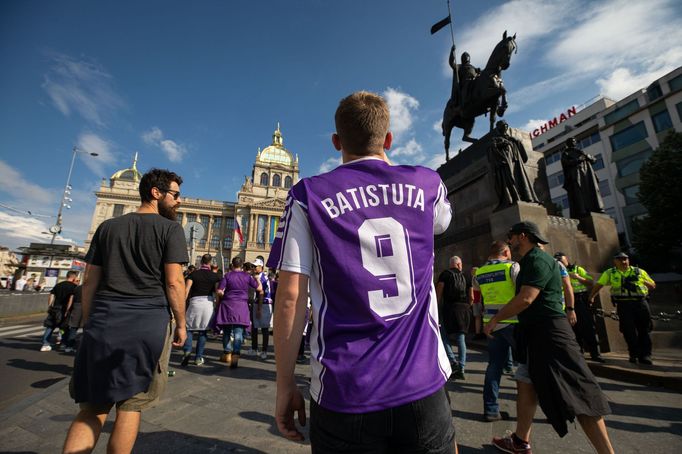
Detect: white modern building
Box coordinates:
(530, 66, 682, 246)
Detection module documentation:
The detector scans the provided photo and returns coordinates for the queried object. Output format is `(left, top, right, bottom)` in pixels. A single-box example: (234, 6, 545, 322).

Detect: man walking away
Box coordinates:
(251, 258, 273, 359)
(40, 270, 78, 351)
(268, 91, 457, 452)
(486, 221, 613, 454)
(555, 252, 603, 362)
(63, 169, 188, 454)
(437, 256, 471, 379)
(589, 252, 656, 365)
(475, 240, 519, 422)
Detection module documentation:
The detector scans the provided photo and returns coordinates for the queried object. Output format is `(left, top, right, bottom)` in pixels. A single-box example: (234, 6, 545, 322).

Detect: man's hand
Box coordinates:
(172, 325, 187, 348)
(569, 272, 580, 279)
(275, 384, 306, 441)
(483, 318, 497, 337)
(566, 310, 577, 326)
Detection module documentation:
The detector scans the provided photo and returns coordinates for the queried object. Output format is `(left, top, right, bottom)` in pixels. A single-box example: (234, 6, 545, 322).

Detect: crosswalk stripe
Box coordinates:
(0, 325, 41, 337)
(15, 328, 46, 338)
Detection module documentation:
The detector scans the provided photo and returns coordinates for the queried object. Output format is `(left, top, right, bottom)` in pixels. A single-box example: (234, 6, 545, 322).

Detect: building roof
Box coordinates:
(110, 153, 142, 182)
(257, 124, 295, 166)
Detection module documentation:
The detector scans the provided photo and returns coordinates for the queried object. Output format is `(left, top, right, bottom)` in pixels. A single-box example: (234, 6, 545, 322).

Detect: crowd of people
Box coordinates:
(44, 91, 659, 454)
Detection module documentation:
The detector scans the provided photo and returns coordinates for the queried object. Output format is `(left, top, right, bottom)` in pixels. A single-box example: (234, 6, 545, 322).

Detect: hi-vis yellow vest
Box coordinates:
(567, 264, 590, 293)
(476, 261, 517, 324)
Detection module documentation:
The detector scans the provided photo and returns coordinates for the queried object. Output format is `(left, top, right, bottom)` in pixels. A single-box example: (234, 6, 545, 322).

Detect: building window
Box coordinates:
(677, 102, 682, 123)
(284, 176, 293, 188)
(200, 215, 209, 234)
(210, 236, 220, 249)
(223, 217, 234, 249)
(646, 83, 663, 102)
(547, 171, 564, 188)
(257, 215, 267, 246)
(213, 217, 222, 230)
(598, 179, 611, 197)
(579, 132, 601, 149)
(604, 99, 639, 126)
(609, 121, 647, 152)
(112, 204, 124, 217)
(186, 213, 197, 224)
(545, 151, 561, 165)
(651, 110, 673, 133)
(552, 194, 569, 210)
(616, 149, 652, 177)
(593, 154, 604, 170)
(622, 185, 640, 204)
(177, 212, 184, 224)
(199, 239, 207, 248)
(260, 172, 269, 186)
(272, 174, 281, 187)
(669, 73, 682, 91)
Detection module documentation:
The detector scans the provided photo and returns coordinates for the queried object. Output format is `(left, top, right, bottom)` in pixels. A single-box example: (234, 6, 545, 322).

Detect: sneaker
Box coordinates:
(259, 351, 268, 360)
(484, 412, 502, 422)
(453, 368, 465, 380)
(503, 366, 514, 375)
(590, 355, 606, 363)
(40, 344, 52, 352)
(195, 357, 205, 366)
(244, 349, 257, 357)
(180, 353, 191, 367)
(492, 431, 531, 454)
(628, 356, 637, 364)
(639, 356, 653, 365)
(296, 355, 307, 364)
(64, 347, 75, 353)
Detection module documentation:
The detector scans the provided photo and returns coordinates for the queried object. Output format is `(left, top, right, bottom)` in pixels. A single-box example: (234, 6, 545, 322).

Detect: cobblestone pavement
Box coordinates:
(0, 340, 681, 453)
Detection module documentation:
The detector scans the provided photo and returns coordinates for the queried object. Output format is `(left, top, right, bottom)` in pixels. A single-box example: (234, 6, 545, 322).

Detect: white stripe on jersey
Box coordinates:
(428, 283, 452, 380)
(309, 242, 329, 404)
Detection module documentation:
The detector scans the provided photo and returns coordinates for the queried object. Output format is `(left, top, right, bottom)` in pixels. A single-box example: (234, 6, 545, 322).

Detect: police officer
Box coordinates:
(475, 240, 519, 422)
(589, 252, 656, 365)
(555, 252, 604, 362)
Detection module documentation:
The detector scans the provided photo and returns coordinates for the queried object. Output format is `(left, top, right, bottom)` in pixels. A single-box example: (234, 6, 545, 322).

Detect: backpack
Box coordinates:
(444, 269, 467, 305)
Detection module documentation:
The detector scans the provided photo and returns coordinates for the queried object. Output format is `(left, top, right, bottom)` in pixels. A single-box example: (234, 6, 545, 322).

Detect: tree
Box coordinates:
(632, 131, 682, 271)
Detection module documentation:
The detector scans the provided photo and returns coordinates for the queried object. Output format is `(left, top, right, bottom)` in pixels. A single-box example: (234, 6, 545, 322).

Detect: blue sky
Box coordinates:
(1, 0, 681, 250)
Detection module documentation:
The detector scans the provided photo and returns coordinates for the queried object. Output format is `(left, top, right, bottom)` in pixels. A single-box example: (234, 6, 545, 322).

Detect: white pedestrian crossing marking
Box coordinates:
(0, 324, 44, 338)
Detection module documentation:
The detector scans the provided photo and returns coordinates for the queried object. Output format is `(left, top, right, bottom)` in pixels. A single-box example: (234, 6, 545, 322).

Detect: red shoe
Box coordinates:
(492, 431, 531, 454)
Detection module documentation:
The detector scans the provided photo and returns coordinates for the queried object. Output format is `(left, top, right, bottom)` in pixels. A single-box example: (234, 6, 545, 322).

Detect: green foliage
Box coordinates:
(632, 131, 682, 271)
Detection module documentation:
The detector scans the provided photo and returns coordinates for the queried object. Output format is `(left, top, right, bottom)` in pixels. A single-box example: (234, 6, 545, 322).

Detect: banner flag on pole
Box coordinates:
(235, 217, 244, 245)
(430, 16, 451, 35)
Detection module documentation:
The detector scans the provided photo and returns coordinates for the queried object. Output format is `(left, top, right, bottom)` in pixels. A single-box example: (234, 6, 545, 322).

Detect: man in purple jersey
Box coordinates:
(268, 91, 456, 452)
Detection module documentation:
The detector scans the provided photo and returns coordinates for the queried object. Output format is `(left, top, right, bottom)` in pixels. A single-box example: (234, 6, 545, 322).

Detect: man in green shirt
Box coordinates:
(589, 252, 656, 365)
(486, 221, 613, 454)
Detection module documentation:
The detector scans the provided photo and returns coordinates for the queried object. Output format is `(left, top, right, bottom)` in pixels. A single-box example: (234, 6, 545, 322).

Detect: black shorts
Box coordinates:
(310, 386, 456, 454)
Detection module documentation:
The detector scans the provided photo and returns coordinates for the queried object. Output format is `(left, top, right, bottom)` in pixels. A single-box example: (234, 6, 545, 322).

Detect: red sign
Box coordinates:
(529, 106, 577, 139)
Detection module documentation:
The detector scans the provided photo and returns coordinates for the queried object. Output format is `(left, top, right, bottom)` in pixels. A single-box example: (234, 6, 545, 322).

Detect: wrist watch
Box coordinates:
(566, 307, 575, 311)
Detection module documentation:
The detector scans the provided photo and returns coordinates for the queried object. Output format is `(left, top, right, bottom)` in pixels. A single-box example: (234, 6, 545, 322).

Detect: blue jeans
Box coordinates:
(222, 325, 244, 354)
(439, 325, 456, 364)
(483, 324, 516, 416)
(453, 332, 466, 370)
(41, 327, 55, 346)
(184, 330, 207, 358)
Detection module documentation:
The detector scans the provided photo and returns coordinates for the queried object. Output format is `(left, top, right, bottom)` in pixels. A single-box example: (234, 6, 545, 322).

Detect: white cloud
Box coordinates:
(383, 88, 419, 141)
(390, 138, 423, 159)
(42, 52, 125, 127)
(76, 132, 117, 177)
(0, 160, 55, 204)
(521, 119, 546, 133)
(142, 127, 188, 162)
(596, 67, 673, 101)
(318, 156, 342, 174)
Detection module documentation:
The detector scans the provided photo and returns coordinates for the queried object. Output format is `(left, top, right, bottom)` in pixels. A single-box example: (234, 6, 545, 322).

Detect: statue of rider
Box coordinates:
(448, 46, 480, 108)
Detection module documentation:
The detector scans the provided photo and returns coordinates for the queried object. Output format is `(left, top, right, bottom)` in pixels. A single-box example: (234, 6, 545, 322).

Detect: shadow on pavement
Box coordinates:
(133, 430, 268, 453)
(239, 410, 281, 437)
(7, 358, 72, 376)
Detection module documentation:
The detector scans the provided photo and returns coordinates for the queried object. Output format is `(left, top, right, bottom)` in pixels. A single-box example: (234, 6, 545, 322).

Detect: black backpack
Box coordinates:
(444, 269, 467, 305)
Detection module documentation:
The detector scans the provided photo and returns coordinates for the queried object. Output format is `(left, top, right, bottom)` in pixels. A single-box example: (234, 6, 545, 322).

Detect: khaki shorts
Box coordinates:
(72, 323, 173, 413)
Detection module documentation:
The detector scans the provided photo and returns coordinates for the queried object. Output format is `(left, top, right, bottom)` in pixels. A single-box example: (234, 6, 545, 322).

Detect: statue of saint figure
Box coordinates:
(488, 120, 541, 210)
(560, 138, 605, 218)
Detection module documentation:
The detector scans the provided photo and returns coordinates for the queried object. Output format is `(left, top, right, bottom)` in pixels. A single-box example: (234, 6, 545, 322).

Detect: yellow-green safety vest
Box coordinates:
(476, 261, 518, 324)
(599, 266, 650, 302)
(566, 264, 591, 293)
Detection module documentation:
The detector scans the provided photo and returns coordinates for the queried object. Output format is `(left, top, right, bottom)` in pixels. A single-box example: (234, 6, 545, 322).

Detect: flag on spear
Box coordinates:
(235, 217, 244, 245)
(430, 15, 451, 35)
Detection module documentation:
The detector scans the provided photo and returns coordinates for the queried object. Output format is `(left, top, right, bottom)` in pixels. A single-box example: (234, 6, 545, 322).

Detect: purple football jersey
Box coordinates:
(267, 157, 452, 413)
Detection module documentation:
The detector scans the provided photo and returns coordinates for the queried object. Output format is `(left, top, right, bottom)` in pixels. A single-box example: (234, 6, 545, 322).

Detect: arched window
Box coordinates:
(272, 174, 281, 187)
(260, 172, 269, 186)
(284, 176, 293, 188)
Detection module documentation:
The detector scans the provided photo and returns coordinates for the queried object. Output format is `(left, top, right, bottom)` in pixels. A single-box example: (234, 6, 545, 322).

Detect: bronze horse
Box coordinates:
(442, 31, 517, 156)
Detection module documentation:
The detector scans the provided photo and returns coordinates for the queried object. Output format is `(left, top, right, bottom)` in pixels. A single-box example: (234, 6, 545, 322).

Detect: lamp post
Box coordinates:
(49, 147, 98, 244)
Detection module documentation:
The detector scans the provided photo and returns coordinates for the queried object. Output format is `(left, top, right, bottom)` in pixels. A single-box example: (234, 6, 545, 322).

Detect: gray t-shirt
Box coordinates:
(86, 213, 188, 299)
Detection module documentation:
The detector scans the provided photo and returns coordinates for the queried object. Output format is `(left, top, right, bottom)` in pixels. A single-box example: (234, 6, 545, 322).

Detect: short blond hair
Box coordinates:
(335, 91, 390, 155)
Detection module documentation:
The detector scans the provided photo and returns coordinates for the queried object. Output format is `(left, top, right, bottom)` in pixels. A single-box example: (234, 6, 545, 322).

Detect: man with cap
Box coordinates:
(250, 258, 273, 360)
(486, 221, 613, 454)
(555, 252, 603, 362)
(589, 252, 656, 365)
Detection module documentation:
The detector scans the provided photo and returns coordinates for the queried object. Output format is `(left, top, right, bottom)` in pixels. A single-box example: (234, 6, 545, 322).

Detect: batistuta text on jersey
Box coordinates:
(322, 183, 426, 219)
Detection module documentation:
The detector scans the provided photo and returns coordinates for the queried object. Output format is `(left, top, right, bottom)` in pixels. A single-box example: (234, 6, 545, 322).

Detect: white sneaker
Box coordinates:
(64, 347, 75, 353)
(245, 349, 257, 356)
(40, 345, 52, 352)
(259, 351, 268, 360)
(195, 357, 205, 366)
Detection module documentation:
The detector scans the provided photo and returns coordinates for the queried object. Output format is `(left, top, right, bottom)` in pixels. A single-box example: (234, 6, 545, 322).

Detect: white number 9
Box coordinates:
(358, 217, 414, 319)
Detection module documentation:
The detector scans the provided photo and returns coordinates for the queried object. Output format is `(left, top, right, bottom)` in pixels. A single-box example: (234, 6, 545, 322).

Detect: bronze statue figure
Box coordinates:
(442, 31, 517, 157)
(488, 121, 540, 210)
(560, 137, 605, 219)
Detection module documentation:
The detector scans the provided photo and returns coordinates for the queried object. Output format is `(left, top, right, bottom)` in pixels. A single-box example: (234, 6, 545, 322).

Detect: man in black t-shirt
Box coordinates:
(64, 168, 188, 454)
(436, 255, 472, 379)
(40, 270, 78, 351)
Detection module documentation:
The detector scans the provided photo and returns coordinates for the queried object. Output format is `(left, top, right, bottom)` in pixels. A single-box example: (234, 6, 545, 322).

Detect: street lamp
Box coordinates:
(49, 146, 98, 244)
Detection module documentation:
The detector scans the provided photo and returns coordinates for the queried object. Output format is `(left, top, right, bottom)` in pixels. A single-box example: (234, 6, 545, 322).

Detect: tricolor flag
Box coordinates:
(235, 217, 244, 245)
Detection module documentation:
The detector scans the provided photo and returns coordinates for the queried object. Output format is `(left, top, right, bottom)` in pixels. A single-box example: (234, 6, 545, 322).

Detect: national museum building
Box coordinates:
(531, 66, 682, 246)
(84, 125, 299, 270)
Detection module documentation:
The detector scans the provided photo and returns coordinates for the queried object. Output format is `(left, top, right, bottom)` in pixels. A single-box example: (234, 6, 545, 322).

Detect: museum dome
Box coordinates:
(258, 123, 294, 166)
(111, 153, 142, 182)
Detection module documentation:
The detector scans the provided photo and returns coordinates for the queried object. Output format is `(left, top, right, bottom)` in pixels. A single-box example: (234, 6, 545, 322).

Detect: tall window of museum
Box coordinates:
(199, 215, 209, 248)
(272, 174, 281, 187)
(112, 204, 124, 217)
(284, 175, 293, 188)
(223, 217, 235, 249)
(210, 217, 222, 249)
(610, 122, 648, 153)
(260, 172, 269, 186)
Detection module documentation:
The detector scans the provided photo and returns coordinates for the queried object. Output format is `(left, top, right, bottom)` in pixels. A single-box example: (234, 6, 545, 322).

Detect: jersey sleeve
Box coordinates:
(266, 193, 314, 276)
(640, 269, 654, 284)
(597, 269, 611, 286)
(433, 180, 452, 235)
